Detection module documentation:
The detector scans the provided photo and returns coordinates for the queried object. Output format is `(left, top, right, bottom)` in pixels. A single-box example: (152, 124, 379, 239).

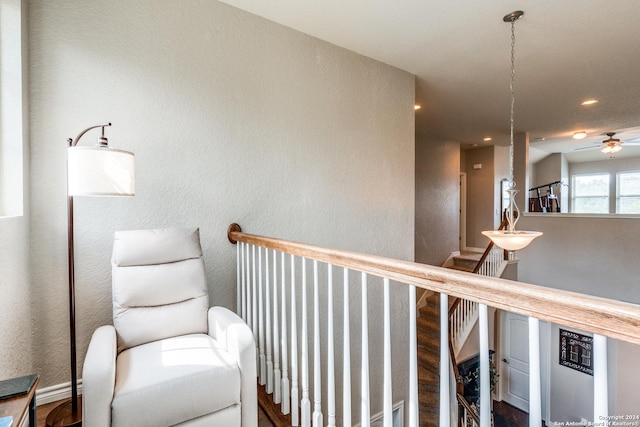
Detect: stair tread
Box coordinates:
(447, 265, 474, 272)
(454, 253, 483, 261)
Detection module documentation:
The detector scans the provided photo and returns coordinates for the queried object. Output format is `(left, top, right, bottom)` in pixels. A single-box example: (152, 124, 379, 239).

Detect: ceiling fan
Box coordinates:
(574, 132, 640, 154)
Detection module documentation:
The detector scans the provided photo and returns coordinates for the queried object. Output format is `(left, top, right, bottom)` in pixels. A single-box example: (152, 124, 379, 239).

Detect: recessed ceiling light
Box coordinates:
(483, 137, 492, 142)
(573, 131, 587, 140)
(581, 99, 599, 106)
(414, 104, 422, 110)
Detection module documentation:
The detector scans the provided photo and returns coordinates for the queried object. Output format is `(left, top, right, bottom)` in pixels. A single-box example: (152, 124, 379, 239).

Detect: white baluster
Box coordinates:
(273, 250, 281, 404)
(528, 317, 541, 426)
(252, 245, 258, 343)
(409, 285, 418, 427)
(343, 268, 352, 427)
(251, 245, 260, 376)
(246, 244, 252, 334)
(281, 252, 290, 415)
(312, 260, 323, 427)
(291, 254, 299, 426)
(237, 241, 241, 317)
(259, 247, 266, 385)
(241, 242, 246, 322)
(479, 304, 490, 427)
(383, 278, 392, 427)
(440, 294, 450, 427)
(327, 264, 336, 427)
(361, 272, 370, 427)
(301, 258, 311, 427)
(593, 334, 608, 421)
(266, 249, 273, 394)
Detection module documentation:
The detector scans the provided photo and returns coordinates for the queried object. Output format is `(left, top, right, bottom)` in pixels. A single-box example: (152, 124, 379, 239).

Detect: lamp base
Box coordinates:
(45, 398, 82, 427)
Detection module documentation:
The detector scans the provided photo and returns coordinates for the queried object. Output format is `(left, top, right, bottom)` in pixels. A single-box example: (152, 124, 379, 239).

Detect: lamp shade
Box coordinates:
(68, 146, 135, 196)
(481, 230, 542, 251)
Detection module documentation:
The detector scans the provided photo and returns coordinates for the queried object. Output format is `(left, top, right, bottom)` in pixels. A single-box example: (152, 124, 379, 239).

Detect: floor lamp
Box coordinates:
(46, 123, 135, 427)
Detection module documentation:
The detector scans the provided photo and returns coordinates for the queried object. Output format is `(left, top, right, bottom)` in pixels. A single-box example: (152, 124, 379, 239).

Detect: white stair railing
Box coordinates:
(450, 246, 507, 357)
(228, 223, 640, 427)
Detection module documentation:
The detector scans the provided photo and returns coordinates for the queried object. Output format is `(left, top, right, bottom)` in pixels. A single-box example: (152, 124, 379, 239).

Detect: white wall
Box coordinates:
(27, 0, 415, 419)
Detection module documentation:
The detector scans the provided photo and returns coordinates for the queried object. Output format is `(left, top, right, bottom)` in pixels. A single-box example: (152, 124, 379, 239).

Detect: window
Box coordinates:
(0, 0, 24, 217)
(571, 173, 609, 213)
(617, 171, 640, 214)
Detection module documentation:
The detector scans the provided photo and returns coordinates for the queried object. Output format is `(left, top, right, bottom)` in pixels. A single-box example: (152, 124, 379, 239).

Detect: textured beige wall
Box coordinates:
(463, 146, 495, 248)
(415, 134, 459, 266)
(0, 216, 33, 379)
(27, 0, 414, 419)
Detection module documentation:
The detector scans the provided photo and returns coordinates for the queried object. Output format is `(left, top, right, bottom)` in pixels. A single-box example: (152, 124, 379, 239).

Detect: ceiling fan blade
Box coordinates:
(574, 144, 600, 151)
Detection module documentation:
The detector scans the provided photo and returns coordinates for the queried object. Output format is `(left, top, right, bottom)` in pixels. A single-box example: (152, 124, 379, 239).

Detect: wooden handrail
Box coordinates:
(227, 224, 640, 345)
(457, 393, 480, 426)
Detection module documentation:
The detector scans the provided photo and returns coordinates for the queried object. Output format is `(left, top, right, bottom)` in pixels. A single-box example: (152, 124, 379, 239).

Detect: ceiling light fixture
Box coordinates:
(483, 137, 493, 142)
(573, 131, 587, 140)
(581, 99, 599, 106)
(482, 11, 542, 252)
(414, 104, 422, 110)
(600, 132, 623, 154)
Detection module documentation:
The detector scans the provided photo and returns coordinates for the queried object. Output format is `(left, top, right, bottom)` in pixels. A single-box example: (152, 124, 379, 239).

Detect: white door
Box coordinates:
(500, 311, 549, 418)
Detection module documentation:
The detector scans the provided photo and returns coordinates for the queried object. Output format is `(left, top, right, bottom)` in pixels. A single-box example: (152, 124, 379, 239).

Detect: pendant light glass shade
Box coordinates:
(482, 187, 541, 251)
(601, 145, 622, 154)
(68, 146, 135, 196)
(481, 230, 542, 251)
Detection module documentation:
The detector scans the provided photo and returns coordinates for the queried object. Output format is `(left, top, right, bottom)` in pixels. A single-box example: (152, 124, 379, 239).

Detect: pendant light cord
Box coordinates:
(509, 18, 516, 186)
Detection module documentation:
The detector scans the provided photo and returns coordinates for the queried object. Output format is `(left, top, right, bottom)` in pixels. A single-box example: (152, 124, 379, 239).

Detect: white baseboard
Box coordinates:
(36, 380, 83, 406)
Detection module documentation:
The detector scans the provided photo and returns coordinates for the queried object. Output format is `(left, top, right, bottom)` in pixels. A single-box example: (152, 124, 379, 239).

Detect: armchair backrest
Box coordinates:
(111, 228, 209, 353)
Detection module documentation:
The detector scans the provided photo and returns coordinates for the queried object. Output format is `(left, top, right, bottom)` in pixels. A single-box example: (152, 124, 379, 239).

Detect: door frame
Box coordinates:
(460, 172, 467, 252)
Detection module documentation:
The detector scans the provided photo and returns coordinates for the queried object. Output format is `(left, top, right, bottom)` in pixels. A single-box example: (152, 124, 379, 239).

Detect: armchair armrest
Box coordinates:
(208, 306, 257, 427)
(82, 325, 117, 427)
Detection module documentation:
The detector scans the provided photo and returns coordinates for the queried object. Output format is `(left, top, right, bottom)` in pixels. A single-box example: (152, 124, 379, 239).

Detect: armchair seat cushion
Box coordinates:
(111, 333, 241, 427)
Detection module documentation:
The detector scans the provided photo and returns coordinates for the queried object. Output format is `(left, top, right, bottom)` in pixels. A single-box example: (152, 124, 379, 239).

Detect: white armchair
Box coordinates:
(82, 228, 257, 427)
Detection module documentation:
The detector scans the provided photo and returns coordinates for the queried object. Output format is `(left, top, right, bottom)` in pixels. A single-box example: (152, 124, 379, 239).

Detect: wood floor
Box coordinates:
(35, 395, 279, 427)
(34, 393, 529, 427)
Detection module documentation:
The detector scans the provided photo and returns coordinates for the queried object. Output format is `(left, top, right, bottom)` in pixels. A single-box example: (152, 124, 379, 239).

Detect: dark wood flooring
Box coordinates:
(35, 394, 531, 427)
(35, 394, 277, 427)
(494, 399, 546, 427)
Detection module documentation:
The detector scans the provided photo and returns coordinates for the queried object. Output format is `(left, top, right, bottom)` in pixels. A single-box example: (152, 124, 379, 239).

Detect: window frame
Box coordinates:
(570, 173, 611, 214)
(616, 170, 640, 214)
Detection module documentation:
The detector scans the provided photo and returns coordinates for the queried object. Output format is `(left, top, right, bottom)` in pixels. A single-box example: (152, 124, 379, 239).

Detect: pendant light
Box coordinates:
(481, 11, 542, 252)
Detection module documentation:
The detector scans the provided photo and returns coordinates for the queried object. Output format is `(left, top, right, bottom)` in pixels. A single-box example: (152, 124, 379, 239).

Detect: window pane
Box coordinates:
(619, 172, 640, 196)
(618, 197, 640, 214)
(574, 197, 609, 214)
(574, 174, 609, 197)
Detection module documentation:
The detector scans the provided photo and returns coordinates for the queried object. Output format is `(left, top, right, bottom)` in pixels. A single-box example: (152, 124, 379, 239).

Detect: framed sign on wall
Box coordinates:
(559, 328, 593, 376)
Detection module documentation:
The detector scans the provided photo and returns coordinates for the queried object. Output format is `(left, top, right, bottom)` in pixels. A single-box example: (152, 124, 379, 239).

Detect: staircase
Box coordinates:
(417, 235, 509, 424)
(417, 294, 442, 427)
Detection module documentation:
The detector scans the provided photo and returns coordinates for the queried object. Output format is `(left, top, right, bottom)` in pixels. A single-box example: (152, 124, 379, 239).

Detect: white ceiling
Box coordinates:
(218, 0, 640, 162)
